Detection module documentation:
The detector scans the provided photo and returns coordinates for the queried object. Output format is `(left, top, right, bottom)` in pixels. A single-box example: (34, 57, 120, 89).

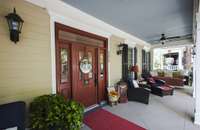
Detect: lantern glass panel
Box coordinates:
(19, 22, 23, 32)
(12, 21, 19, 30)
(7, 19, 12, 30)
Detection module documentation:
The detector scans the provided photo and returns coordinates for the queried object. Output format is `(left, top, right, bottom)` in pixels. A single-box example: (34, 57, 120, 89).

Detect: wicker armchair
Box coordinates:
(126, 78, 150, 104)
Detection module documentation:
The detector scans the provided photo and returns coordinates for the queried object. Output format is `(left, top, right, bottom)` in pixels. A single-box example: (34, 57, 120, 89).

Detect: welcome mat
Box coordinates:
(84, 108, 146, 130)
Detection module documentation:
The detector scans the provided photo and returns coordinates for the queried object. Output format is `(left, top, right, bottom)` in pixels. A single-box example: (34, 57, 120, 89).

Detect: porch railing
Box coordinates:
(163, 65, 178, 71)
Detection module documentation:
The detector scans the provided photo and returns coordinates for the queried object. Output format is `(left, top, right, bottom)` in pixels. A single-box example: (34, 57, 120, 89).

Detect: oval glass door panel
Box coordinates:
(61, 48, 69, 83)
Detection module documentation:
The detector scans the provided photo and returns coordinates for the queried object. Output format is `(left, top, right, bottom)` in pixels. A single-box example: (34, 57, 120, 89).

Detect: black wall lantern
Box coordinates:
(5, 8, 24, 43)
(117, 43, 126, 55)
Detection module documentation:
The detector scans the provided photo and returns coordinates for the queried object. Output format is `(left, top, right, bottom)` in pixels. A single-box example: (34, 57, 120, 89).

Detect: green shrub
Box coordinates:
(29, 94, 84, 130)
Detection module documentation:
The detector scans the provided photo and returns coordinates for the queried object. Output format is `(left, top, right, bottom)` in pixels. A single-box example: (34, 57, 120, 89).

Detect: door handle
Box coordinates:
(94, 73, 98, 87)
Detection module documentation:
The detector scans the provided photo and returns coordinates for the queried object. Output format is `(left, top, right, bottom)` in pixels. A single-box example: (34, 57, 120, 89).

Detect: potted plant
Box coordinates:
(29, 94, 84, 130)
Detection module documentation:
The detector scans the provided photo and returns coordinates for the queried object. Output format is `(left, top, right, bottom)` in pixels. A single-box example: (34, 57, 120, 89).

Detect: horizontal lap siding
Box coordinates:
(0, 0, 51, 104)
(109, 35, 125, 85)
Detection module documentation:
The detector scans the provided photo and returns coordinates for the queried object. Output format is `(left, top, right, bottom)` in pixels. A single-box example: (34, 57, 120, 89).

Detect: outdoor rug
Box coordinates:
(84, 108, 146, 130)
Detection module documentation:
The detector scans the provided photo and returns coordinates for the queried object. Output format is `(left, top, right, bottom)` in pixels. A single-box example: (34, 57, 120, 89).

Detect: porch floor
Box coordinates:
(82, 87, 200, 130)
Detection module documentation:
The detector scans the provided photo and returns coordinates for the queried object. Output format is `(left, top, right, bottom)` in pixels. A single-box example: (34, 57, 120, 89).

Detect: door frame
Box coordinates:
(55, 22, 108, 104)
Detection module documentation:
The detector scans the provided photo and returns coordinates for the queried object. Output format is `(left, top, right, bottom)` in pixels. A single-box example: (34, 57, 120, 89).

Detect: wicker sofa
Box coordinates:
(152, 76, 184, 86)
(150, 70, 185, 86)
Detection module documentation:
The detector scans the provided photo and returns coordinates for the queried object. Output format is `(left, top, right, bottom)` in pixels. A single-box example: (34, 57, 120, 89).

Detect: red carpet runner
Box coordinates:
(84, 109, 146, 130)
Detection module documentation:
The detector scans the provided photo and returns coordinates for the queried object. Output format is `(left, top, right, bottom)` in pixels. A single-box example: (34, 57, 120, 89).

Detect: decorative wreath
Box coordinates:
(80, 57, 92, 74)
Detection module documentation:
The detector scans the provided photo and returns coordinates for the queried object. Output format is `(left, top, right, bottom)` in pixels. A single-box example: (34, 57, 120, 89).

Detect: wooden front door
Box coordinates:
(55, 23, 107, 107)
(72, 44, 97, 107)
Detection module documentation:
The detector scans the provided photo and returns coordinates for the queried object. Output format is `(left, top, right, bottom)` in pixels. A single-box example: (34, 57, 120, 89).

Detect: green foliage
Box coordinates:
(29, 94, 84, 130)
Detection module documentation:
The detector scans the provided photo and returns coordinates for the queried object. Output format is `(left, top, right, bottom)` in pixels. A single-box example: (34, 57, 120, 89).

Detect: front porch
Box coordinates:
(82, 87, 200, 130)
(1, 0, 200, 130)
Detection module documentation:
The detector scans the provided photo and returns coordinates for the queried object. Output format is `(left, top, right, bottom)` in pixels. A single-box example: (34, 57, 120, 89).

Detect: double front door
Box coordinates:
(57, 43, 98, 107)
(55, 23, 107, 107)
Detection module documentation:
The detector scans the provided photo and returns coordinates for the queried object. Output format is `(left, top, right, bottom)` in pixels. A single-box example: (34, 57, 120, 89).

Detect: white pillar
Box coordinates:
(193, 56, 196, 98)
(194, 15, 200, 125)
(178, 49, 183, 70)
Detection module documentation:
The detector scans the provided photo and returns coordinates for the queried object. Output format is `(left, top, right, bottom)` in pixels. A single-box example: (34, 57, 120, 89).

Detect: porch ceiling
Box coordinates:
(63, 0, 193, 44)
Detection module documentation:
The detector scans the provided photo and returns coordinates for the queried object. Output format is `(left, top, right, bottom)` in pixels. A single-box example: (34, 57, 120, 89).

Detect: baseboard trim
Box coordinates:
(84, 101, 108, 113)
(84, 104, 99, 112)
(194, 113, 200, 125)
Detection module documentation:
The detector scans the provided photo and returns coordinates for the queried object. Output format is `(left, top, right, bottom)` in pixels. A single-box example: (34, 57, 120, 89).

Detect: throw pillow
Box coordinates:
(132, 80, 139, 88)
(158, 71, 165, 77)
(165, 71, 172, 77)
(173, 71, 181, 78)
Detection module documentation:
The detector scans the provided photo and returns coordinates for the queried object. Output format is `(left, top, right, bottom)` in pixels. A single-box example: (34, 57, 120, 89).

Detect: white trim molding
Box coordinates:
(194, 5, 200, 125)
(194, 19, 200, 125)
(143, 46, 151, 52)
(49, 16, 56, 94)
(193, 55, 196, 98)
(107, 37, 111, 86)
(25, 0, 150, 46)
(48, 11, 112, 93)
(125, 39, 136, 48)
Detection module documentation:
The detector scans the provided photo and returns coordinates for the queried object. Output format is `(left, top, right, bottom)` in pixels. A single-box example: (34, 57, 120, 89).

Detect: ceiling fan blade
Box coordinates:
(150, 34, 192, 44)
(166, 36, 180, 39)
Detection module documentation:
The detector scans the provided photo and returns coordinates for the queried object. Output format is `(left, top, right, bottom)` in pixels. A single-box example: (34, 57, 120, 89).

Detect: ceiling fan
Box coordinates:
(151, 34, 192, 45)
(159, 34, 180, 45)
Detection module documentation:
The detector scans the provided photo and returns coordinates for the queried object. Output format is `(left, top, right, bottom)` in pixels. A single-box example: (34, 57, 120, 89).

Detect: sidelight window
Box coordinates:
(88, 52, 93, 79)
(61, 48, 69, 83)
(100, 52, 104, 78)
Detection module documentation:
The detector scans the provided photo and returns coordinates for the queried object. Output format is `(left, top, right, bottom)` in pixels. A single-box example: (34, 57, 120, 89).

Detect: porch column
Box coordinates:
(193, 56, 196, 98)
(195, 12, 200, 125)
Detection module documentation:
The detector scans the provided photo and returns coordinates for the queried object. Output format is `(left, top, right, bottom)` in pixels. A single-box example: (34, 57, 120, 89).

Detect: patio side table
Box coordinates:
(118, 82, 128, 103)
